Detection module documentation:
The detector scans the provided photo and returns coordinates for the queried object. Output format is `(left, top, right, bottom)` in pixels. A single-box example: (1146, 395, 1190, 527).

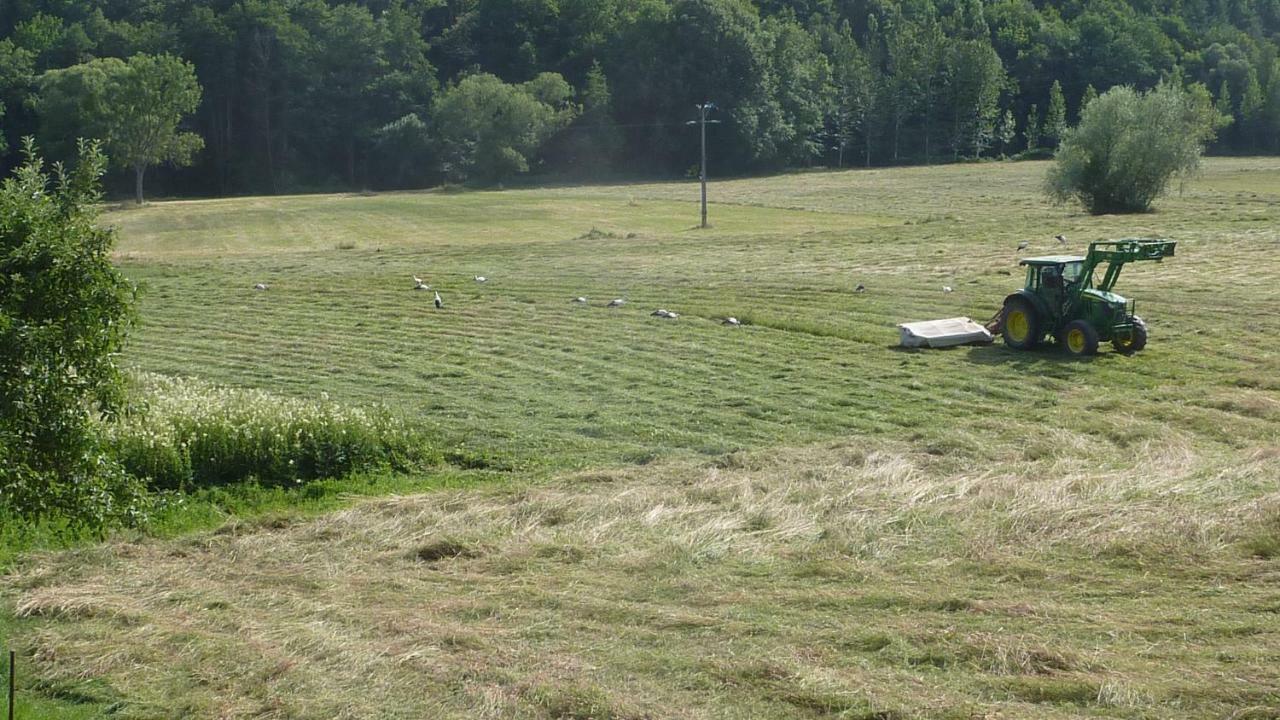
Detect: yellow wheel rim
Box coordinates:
(1067, 328, 1086, 354)
(1007, 310, 1029, 342)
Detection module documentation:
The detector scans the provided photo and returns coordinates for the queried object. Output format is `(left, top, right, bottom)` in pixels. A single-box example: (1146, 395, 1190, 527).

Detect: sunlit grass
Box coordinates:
(2, 158, 1279, 718)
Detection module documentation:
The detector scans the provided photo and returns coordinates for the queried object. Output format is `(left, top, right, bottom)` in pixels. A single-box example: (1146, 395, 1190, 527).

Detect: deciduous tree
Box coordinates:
(1046, 82, 1227, 213)
(105, 54, 204, 204)
(38, 54, 204, 204)
(946, 38, 1005, 159)
(434, 72, 577, 183)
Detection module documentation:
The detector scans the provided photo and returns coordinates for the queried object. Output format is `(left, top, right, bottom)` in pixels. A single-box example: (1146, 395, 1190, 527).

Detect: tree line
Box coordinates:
(2, 0, 1280, 196)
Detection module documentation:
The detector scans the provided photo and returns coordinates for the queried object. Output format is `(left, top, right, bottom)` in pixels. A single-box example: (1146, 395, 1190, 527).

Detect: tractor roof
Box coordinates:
(1019, 255, 1085, 266)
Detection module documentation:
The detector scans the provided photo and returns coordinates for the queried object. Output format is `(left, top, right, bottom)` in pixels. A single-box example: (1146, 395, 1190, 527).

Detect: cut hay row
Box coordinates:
(7, 437, 1278, 718)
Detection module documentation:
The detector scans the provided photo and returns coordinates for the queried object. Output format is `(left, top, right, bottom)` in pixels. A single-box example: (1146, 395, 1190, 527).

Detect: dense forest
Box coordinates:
(1, 0, 1279, 196)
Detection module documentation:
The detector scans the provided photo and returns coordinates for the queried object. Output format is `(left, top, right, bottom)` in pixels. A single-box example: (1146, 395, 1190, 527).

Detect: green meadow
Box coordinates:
(3, 158, 1279, 718)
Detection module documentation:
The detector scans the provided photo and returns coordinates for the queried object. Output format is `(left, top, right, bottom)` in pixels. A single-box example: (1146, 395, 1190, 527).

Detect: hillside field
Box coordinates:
(3, 159, 1280, 718)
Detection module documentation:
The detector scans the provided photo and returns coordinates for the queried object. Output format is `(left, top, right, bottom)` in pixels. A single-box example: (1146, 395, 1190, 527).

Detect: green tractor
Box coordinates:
(1000, 238, 1175, 356)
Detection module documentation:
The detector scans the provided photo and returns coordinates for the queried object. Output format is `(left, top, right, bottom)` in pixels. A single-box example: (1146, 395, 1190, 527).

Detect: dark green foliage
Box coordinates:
(1045, 83, 1226, 213)
(372, 113, 435, 189)
(4, 0, 1280, 189)
(0, 140, 147, 529)
(36, 53, 203, 203)
(1023, 103, 1040, 150)
(1044, 79, 1067, 146)
(435, 72, 578, 183)
(1080, 84, 1098, 112)
(547, 61, 624, 177)
(944, 38, 1005, 159)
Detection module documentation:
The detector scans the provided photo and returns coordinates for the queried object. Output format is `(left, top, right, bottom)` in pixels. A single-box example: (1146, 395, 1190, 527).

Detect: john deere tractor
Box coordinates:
(1001, 238, 1175, 356)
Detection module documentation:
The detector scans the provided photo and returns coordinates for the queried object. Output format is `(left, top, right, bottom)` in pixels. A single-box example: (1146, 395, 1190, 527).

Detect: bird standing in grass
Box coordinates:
(1055, 234, 1067, 244)
(253, 283, 269, 291)
(573, 296, 588, 304)
(1017, 241, 1029, 251)
(723, 317, 741, 326)
(413, 276, 429, 290)
(474, 275, 487, 283)
(608, 298, 625, 307)
(854, 284, 866, 293)
(943, 286, 953, 293)
(434, 291, 443, 309)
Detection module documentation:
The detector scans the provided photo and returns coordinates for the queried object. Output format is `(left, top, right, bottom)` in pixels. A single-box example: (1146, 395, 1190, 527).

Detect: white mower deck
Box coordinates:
(897, 317, 993, 348)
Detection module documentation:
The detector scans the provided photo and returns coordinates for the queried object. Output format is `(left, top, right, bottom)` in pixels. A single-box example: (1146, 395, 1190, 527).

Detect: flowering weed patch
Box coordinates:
(105, 374, 439, 490)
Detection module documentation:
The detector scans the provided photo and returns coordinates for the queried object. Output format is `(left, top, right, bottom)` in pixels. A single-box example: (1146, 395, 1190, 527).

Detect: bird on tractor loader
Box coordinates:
(996, 238, 1176, 356)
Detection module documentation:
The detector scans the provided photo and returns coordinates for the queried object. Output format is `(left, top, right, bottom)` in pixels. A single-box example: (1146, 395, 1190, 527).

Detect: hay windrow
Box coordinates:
(5, 437, 1278, 718)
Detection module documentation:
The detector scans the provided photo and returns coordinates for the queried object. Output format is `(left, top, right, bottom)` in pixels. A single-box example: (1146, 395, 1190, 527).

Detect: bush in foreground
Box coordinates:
(0, 140, 148, 529)
(1045, 82, 1225, 214)
(105, 374, 439, 491)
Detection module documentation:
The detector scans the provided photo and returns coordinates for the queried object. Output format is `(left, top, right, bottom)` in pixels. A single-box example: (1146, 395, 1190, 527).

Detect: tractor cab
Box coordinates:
(1021, 255, 1086, 297)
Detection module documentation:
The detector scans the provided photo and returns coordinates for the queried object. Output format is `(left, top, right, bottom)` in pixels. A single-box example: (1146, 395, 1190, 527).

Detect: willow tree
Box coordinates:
(1046, 82, 1226, 213)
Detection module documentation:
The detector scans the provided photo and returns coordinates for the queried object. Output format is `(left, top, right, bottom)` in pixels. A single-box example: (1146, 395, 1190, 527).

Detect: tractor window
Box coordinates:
(1062, 262, 1084, 284)
(1041, 266, 1061, 288)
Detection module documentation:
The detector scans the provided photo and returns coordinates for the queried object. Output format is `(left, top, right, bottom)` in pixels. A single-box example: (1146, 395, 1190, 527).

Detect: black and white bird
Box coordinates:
(651, 309, 679, 319)
(607, 298, 625, 308)
(854, 284, 866, 293)
(1055, 234, 1067, 244)
(474, 275, 487, 283)
(434, 291, 443, 309)
(253, 282, 269, 291)
(573, 296, 588, 304)
(723, 317, 741, 326)
(943, 286, 954, 293)
(1017, 240, 1030, 251)
(413, 275, 429, 290)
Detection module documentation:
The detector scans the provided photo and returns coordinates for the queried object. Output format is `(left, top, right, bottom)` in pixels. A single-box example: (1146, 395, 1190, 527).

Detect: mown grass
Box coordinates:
(104, 159, 1280, 469)
(5, 438, 1278, 718)
(2, 158, 1279, 718)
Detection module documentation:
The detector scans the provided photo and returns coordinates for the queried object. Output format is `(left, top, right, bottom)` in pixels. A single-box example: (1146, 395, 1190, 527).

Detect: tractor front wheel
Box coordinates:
(1061, 319, 1099, 356)
(1113, 316, 1148, 354)
(1002, 298, 1041, 350)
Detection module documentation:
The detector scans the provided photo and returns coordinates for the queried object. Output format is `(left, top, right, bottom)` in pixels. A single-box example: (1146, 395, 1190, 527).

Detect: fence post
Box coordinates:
(7, 649, 13, 720)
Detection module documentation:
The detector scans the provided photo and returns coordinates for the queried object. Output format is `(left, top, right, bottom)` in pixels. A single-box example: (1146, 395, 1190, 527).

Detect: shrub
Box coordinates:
(105, 374, 439, 490)
(1045, 82, 1226, 214)
(0, 140, 149, 529)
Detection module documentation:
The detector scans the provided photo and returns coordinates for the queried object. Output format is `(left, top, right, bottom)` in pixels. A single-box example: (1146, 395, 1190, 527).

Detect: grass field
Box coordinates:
(3, 159, 1280, 718)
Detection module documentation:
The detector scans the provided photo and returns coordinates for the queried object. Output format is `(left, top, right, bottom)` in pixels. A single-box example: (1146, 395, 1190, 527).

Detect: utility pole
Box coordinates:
(686, 102, 720, 228)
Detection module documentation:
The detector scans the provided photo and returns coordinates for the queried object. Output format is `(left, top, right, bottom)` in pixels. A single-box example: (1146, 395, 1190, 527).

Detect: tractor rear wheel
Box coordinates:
(1001, 298, 1041, 350)
(1061, 319, 1099, 356)
(1113, 316, 1148, 354)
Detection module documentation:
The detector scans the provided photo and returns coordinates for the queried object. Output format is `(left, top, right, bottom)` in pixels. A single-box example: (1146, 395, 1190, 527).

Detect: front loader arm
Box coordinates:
(1085, 239, 1176, 293)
